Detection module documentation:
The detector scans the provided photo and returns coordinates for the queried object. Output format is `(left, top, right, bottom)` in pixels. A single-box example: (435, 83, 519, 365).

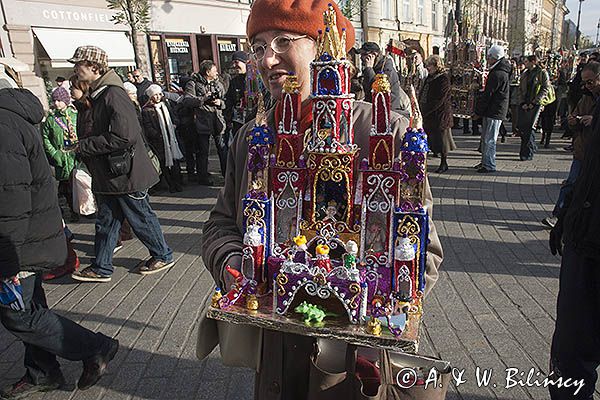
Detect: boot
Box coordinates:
(435, 156, 449, 173)
(43, 239, 79, 281)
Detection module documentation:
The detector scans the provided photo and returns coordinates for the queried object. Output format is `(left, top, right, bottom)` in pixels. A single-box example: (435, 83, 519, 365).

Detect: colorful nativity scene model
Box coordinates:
(209, 5, 431, 348)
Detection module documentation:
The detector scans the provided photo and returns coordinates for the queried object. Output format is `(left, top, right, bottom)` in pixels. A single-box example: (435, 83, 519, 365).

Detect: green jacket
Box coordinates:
(519, 66, 551, 106)
(41, 107, 78, 181)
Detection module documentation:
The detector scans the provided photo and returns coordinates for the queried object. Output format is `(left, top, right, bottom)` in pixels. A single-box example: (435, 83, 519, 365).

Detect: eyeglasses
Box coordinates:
(133, 74, 141, 78)
(583, 73, 600, 86)
(250, 35, 309, 61)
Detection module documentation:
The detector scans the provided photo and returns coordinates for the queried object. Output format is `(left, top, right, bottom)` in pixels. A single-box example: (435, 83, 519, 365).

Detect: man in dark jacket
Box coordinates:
(549, 62, 600, 400)
(133, 68, 153, 106)
(224, 51, 249, 146)
(360, 42, 411, 119)
(518, 54, 551, 161)
(184, 59, 227, 184)
(0, 86, 118, 398)
(68, 46, 174, 282)
(474, 45, 511, 173)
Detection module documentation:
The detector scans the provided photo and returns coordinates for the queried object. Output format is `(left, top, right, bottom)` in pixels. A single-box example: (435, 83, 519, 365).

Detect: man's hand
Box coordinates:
(549, 220, 564, 256)
(567, 114, 578, 125)
(580, 115, 593, 127)
(362, 53, 376, 69)
(212, 99, 222, 107)
(222, 254, 242, 290)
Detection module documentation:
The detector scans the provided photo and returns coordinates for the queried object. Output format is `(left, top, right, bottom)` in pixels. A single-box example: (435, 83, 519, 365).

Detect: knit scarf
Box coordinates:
(54, 109, 77, 145)
(154, 102, 184, 167)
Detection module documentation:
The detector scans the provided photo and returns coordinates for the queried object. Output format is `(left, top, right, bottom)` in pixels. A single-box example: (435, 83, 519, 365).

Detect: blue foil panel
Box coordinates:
(392, 208, 429, 293)
(242, 194, 273, 282)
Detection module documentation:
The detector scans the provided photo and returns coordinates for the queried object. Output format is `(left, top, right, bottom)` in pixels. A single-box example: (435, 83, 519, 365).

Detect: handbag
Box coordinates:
(308, 340, 451, 400)
(146, 146, 161, 175)
(72, 167, 97, 215)
(107, 147, 134, 177)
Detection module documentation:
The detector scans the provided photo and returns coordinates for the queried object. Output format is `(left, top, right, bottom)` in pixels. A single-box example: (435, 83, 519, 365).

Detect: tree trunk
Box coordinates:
(131, 26, 142, 68)
(124, 0, 142, 68)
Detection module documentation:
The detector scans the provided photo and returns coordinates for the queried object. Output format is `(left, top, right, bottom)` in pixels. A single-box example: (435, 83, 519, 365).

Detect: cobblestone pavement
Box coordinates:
(0, 131, 592, 400)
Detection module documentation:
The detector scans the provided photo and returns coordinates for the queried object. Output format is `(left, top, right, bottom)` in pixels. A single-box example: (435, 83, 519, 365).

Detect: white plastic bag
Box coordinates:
(72, 168, 97, 216)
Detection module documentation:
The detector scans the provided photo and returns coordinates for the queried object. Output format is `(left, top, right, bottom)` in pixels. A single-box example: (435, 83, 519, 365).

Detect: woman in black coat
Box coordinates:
(141, 84, 184, 192)
(419, 55, 456, 173)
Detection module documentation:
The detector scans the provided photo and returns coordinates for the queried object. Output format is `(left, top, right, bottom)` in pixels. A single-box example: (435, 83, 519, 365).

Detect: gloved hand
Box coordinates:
(222, 254, 242, 290)
(549, 219, 564, 256)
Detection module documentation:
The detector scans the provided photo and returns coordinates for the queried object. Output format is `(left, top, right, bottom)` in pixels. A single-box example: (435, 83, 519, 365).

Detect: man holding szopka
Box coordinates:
(198, 0, 443, 398)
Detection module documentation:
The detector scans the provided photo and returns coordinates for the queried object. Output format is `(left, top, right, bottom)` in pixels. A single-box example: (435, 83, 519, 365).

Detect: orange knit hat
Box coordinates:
(246, 0, 356, 52)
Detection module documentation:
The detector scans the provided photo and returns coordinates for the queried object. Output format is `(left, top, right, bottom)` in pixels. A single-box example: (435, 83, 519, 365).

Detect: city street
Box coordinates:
(0, 131, 588, 400)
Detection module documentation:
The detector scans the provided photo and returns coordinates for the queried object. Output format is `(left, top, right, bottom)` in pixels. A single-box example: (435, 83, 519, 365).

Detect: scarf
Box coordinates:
(154, 102, 184, 167)
(54, 109, 77, 145)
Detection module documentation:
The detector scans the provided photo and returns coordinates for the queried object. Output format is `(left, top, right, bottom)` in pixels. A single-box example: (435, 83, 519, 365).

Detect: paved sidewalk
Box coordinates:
(0, 132, 589, 399)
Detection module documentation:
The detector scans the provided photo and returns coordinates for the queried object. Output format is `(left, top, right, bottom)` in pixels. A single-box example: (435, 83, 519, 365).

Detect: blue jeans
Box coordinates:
(552, 160, 582, 217)
(92, 191, 172, 276)
(481, 117, 502, 171)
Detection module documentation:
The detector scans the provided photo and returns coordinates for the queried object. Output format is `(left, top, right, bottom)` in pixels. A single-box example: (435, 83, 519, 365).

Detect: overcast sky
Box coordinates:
(565, 0, 600, 42)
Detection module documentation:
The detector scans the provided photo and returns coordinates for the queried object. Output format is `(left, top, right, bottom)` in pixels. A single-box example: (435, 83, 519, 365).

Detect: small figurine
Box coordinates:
(365, 222, 386, 253)
(366, 316, 382, 336)
(343, 240, 358, 269)
(246, 294, 259, 311)
(393, 236, 416, 301)
(294, 301, 333, 324)
(211, 287, 223, 308)
(292, 234, 310, 263)
(315, 244, 332, 273)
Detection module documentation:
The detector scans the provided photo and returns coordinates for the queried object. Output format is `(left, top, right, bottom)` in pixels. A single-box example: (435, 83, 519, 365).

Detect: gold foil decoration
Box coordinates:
(372, 74, 391, 93)
(316, 4, 347, 60)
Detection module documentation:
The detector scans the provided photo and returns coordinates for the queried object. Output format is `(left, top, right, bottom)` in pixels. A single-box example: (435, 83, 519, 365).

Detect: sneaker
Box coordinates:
(477, 167, 496, 173)
(1, 374, 65, 399)
(72, 267, 111, 283)
(542, 216, 558, 228)
(113, 241, 123, 254)
(473, 162, 483, 169)
(78, 338, 119, 390)
(138, 258, 175, 275)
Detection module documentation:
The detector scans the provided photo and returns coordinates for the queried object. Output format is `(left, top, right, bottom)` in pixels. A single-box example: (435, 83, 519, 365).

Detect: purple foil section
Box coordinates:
(248, 145, 270, 173)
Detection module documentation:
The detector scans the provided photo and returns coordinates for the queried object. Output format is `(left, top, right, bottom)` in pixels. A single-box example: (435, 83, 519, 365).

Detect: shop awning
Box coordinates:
(33, 27, 135, 68)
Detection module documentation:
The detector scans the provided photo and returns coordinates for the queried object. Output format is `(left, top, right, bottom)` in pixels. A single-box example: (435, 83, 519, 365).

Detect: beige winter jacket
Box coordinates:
(197, 100, 443, 370)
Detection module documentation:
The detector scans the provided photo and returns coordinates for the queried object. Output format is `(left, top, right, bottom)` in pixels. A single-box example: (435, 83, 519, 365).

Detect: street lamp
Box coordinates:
(596, 18, 600, 47)
(575, 0, 584, 50)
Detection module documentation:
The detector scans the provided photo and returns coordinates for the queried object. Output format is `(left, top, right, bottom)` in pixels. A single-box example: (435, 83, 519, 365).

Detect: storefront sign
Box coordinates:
(219, 43, 237, 52)
(166, 38, 190, 54)
(3, 0, 122, 30)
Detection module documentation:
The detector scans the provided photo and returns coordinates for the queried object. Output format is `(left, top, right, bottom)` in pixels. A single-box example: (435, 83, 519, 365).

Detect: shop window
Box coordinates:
(150, 36, 166, 86)
(165, 36, 193, 85)
(218, 38, 239, 74)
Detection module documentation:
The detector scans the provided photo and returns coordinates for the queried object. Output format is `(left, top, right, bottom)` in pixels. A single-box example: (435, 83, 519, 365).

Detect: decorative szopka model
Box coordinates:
(213, 4, 430, 340)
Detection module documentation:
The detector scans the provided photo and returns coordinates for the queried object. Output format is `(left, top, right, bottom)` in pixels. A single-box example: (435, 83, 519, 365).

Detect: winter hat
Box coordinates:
(52, 87, 71, 104)
(145, 84, 163, 98)
(232, 51, 249, 63)
(359, 42, 381, 54)
(487, 45, 505, 61)
(246, 0, 356, 52)
(123, 81, 137, 95)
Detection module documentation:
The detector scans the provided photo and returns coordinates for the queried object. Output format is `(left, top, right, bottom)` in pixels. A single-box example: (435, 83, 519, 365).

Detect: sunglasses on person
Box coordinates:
(250, 35, 309, 61)
(583, 73, 600, 86)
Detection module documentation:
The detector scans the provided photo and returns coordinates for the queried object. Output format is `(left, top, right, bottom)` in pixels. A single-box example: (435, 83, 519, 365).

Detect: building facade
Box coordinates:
(147, 0, 251, 87)
(509, 0, 568, 57)
(539, 0, 569, 52)
(462, 0, 510, 46)
(0, 0, 139, 104)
